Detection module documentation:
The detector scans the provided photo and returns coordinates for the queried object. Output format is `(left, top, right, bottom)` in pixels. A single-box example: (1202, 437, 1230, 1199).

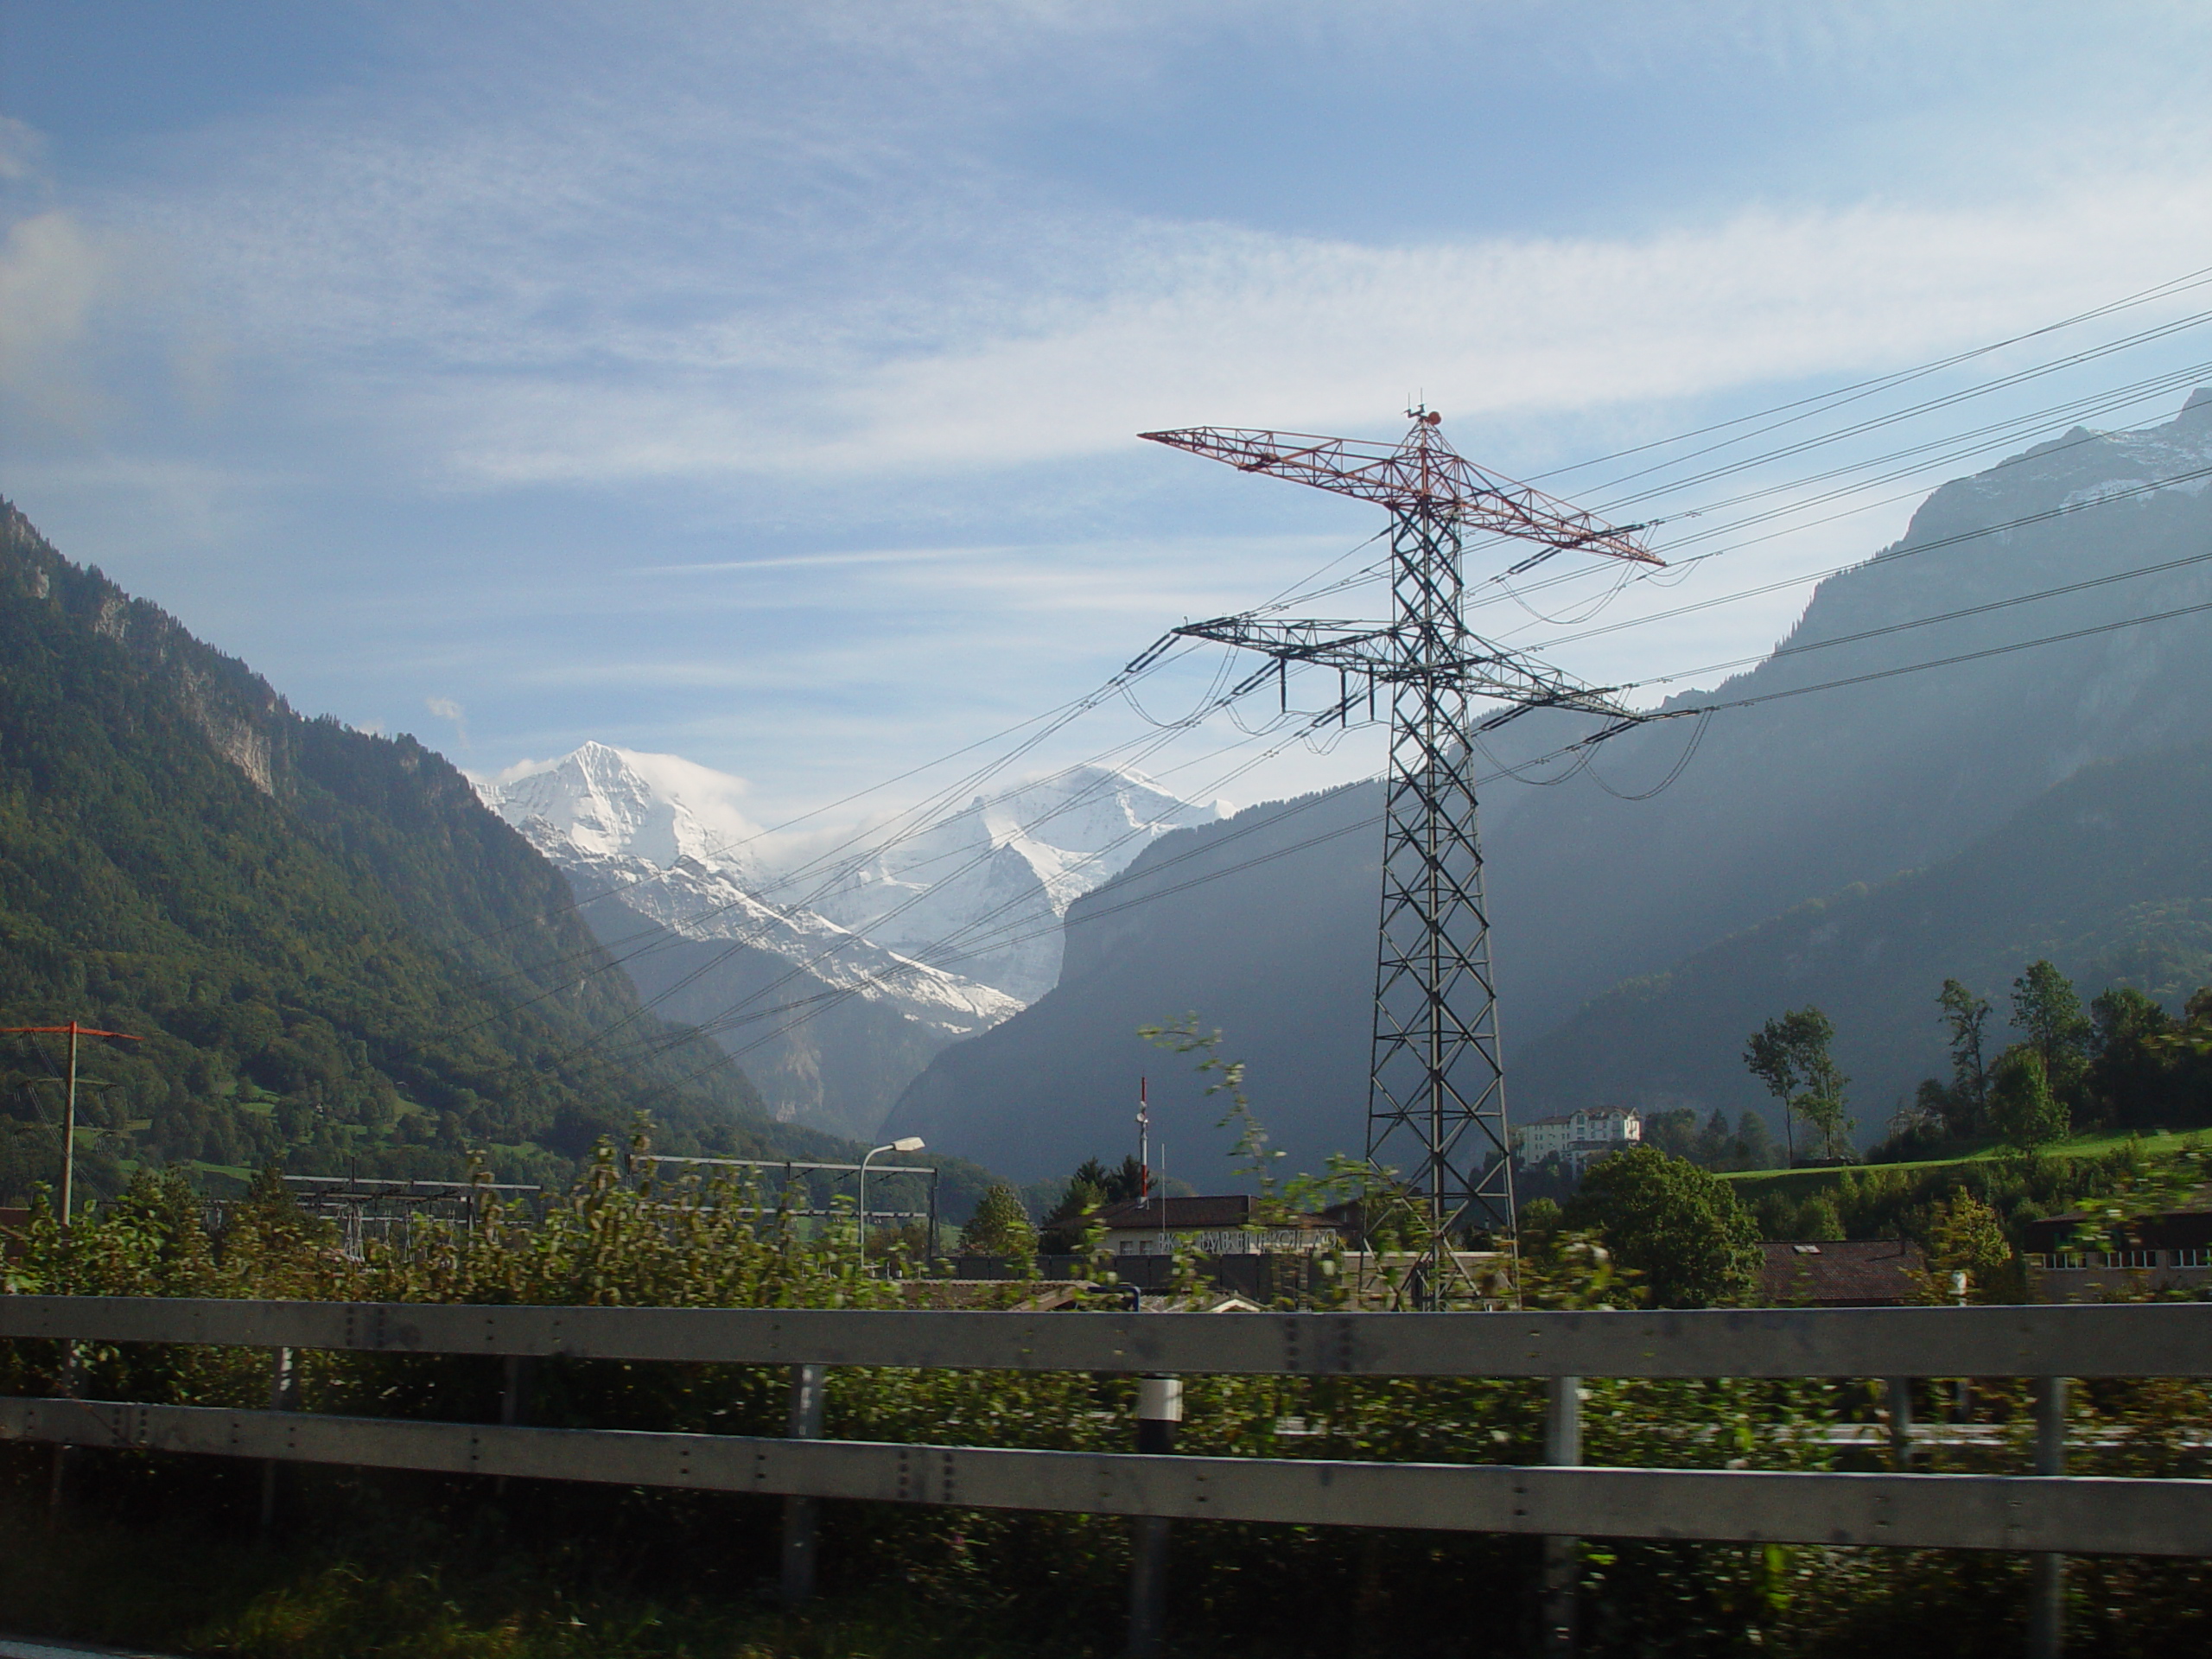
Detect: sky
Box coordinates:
(5, 1, 2212, 853)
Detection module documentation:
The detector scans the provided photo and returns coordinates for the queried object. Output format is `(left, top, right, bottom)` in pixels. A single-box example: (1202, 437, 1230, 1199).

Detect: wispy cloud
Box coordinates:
(15, 1, 2212, 816)
(67, 4, 2209, 491)
(0, 210, 128, 434)
(424, 695, 469, 747)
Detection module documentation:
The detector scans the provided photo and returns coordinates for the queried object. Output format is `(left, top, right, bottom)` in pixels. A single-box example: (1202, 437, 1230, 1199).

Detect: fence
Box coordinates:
(1, 1296, 2208, 1656)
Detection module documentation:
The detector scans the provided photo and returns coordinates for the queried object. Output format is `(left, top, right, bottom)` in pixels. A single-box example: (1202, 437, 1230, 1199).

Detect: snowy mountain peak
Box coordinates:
(480, 744, 1222, 1009)
(878, 764, 1222, 898)
(477, 742, 759, 875)
(1920, 388, 2212, 531)
(814, 763, 1225, 1001)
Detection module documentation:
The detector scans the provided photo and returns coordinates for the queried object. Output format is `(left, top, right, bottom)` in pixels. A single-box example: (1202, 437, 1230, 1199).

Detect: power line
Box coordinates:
(1531, 455, 2212, 658)
(1626, 540, 2212, 693)
(1669, 590, 2212, 721)
(1525, 261, 2212, 485)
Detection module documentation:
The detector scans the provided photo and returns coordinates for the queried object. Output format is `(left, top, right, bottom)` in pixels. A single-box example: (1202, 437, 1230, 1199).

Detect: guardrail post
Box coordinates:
(1128, 1374, 1182, 1659)
(500, 1354, 533, 1429)
(47, 1339, 79, 1522)
(495, 1355, 533, 1497)
(1885, 1377, 1914, 1470)
(2029, 1376, 2068, 1659)
(780, 1363, 826, 1605)
(1541, 1374, 1582, 1656)
(259, 1345, 296, 1532)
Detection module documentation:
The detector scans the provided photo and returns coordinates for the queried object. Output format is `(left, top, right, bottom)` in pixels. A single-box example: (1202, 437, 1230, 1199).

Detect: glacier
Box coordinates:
(478, 741, 1219, 1135)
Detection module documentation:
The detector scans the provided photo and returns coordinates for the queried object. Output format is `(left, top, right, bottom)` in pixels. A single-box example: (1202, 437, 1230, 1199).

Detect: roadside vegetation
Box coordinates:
(1, 1124, 2207, 1657)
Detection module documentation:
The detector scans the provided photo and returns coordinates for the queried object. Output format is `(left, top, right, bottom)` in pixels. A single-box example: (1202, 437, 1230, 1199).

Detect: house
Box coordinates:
(1090, 1193, 1343, 1257)
(1511, 1107, 1641, 1173)
(2020, 1192, 2212, 1301)
(1759, 1238, 1926, 1306)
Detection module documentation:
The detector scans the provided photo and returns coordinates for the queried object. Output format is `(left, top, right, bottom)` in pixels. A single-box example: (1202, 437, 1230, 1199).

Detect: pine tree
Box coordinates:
(958, 1183, 1037, 1257)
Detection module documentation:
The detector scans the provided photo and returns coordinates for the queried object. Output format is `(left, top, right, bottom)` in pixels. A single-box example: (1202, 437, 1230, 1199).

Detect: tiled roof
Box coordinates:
(1094, 1194, 1257, 1230)
(1758, 1238, 1925, 1306)
(2020, 1185, 2212, 1253)
(1093, 1194, 1337, 1231)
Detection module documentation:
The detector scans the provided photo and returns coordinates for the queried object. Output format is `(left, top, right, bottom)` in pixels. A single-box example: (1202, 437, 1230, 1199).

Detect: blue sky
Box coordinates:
(5, 2, 2212, 843)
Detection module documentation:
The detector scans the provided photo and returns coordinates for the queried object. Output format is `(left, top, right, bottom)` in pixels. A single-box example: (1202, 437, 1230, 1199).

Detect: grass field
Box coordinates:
(1718, 1129, 2205, 1207)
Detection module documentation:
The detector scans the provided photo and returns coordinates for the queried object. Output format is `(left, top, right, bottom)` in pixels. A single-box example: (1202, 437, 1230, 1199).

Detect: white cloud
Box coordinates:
(65, 2, 2202, 499)
(816, 188, 2212, 475)
(226, 175, 2212, 496)
(0, 210, 124, 433)
(20, 1, 2212, 823)
(424, 695, 469, 747)
(0, 116, 48, 182)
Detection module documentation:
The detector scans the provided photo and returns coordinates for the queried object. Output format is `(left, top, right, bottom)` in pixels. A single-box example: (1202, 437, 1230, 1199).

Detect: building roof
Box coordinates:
(1093, 1194, 1333, 1232)
(1759, 1238, 1926, 1307)
(2020, 1186, 2212, 1253)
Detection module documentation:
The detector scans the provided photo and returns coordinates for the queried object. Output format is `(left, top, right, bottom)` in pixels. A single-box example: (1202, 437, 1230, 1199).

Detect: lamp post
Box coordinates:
(857, 1136, 925, 1259)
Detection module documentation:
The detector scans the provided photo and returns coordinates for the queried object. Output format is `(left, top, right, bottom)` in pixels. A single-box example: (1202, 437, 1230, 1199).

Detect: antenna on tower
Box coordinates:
(1138, 412, 1661, 1307)
(1136, 1076, 1150, 1198)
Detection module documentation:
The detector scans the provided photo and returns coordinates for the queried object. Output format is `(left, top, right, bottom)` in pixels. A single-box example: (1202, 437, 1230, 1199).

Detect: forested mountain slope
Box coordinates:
(1514, 736, 2212, 1134)
(0, 499, 848, 1200)
(889, 393, 2212, 1183)
(887, 784, 1379, 1180)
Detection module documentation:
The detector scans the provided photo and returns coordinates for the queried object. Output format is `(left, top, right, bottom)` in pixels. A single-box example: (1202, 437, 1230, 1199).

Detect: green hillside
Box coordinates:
(1514, 735, 2212, 1138)
(0, 499, 855, 1200)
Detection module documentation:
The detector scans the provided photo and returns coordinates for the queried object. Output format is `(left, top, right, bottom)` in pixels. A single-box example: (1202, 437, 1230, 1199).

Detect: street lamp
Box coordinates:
(857, 1137, 925, 1260)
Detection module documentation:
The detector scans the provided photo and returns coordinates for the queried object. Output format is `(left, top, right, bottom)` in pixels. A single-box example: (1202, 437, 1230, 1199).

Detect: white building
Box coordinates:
(1091, 1194, 1341, 1256)
(1511, 1107, 1642, 1173)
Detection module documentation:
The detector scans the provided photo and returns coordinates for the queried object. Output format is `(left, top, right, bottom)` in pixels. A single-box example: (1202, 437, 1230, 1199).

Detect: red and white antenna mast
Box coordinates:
(1135, 1076, 1150, 1198)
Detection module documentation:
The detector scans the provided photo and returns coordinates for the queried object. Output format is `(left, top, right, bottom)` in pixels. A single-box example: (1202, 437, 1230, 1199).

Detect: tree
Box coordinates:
(1732, 1109, 1776, 1171)
(1795, 1192, 1844, 1243)
(1891, 1077, 1954, 1146)
(1694, 1108, 1733, 1169)
(1563, 1145, 1762, 1308)
(1986, 1046, 2068, 1148)
(1038, 1165, 1108, 1254)
(1516, 1196, 1564, 1243)
(1745, 1007, 1852, 1163)
(1642, 1108, 1700, 1160)
(1104, 1155, 1147, 1203)
(1915, 1191, 2016, 1304)
(957, 1184, 1037, 1258)
(2087, 986, 2177, 1128)
(2012, 961, 2091, 1096)
(1936, 979, 1993, 1132)
(1744, 1020, 1802, 1164)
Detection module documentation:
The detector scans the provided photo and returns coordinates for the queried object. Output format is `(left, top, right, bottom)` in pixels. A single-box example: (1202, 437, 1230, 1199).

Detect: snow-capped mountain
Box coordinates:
(811, 766, 1227, 1001)
(481, 741, 764, 876)
(477, 744, 1217, 1135)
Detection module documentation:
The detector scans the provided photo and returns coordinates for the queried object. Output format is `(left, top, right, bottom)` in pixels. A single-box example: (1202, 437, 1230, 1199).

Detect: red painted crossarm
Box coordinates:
(1139, 420, 1662, 567)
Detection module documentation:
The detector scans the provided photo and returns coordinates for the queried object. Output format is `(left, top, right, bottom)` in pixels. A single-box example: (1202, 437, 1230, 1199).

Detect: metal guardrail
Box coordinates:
(0, 1396, 2199, 1557)
(1, 1296, 2206, 1378)
(2, 1296, 2206, 1656)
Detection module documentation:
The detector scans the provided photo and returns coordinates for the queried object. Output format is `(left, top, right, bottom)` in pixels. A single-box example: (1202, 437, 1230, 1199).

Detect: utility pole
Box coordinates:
(1141, 411, 1659, 1306)
(3, 1020, 143, 1225)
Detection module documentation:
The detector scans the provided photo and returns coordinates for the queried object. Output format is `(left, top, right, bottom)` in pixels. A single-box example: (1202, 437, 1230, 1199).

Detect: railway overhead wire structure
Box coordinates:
(1141, 410, 1663, 1306)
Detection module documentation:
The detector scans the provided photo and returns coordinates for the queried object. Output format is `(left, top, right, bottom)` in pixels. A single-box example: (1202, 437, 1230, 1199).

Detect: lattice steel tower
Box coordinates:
(1141, 410, 1662, 1306)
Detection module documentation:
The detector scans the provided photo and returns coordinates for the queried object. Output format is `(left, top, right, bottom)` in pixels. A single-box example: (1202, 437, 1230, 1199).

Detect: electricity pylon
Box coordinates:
(1141, 410, 1661, 1306)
